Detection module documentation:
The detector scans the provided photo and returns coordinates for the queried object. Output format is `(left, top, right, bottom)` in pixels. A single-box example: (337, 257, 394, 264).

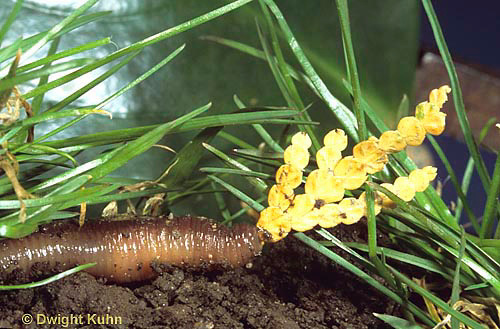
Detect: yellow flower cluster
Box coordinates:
(257, 85, 451, 242)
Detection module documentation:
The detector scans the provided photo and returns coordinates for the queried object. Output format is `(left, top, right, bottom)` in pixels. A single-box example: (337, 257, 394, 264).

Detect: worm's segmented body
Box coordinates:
(0, 216, 263, 283)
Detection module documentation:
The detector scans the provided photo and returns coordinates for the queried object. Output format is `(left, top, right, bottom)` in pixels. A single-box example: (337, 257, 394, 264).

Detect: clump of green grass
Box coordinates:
(0, 1, 499, 328)
(200, 0, 499, 328)
(0, 0, 302, 289)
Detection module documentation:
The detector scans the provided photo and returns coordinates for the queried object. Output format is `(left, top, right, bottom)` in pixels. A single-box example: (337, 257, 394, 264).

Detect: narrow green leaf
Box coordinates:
(161, 126, 221, 187)
(482, 152, 500, 239)
(263, 0, 359, 142)
(85, 103, 210, 182)
(208, 175, 264, 212)
(203, 142, 268, 192)
(427, 135, 479, 233)
(0, 12, 111, 64)
(212, 181, 231, 223)
(390, 269, 484, 328)
(0, 0, 24, 47)
(17, 37, 111, 74)
(335, 0, 366, 140)
(0, 263, 96, 290)
(456, 117, 497, 221)
(294, 233, 434, 326)
(95, 44, 185, 112)
(396, 94, 410, 123)
(31, 37, 60, 118)
(0, 0, 99, 76)
(451, 227, 466, 329)
(27, 144, 78, 167)
(255, 5, 320, 151)
(0, 58, 96, 92)
(373, 314, 422, 329)
(200, 167, 272, 180)
(433, 239, 500, 296)
(4, 108, 110, 132)
(36, 110, 299, 151)
(422, 0, 491, 194)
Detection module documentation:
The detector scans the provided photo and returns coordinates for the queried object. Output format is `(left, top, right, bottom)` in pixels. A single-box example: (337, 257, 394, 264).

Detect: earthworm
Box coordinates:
(0, 215, 263, 283)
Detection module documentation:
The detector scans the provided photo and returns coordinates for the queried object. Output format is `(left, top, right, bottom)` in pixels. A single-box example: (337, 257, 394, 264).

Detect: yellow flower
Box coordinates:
(305, 168, 344, 203)
(378, 130, 407, 153)
(288, 194, 316, 231)
(291, 131, 312, 149)
(275, 164, 302, 188)
(415, 101, 446, 135)
(421, 111, 446, 136)
(257, 206, 292, 242)
(316, 146, 342, 171)
(397, 116, 426, 146)
(324, 129, 348, 151)
(268, 184, 294, 211)
(317, 203, 343, 228)
(293, 208, 321, 232)
(428, 85, 451, 109)
(338, 198, 365, 224)
(352, 139, 388, 174)
(334, 156, 367, 190)
(284, 144, 310, 170)
(393, 176, 416, 201)
(422, 166, 438, 181)
(409, 168, 430, 192)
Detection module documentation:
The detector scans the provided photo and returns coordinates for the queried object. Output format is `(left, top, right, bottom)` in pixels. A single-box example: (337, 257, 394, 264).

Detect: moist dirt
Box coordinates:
(0, 221, 398, 328)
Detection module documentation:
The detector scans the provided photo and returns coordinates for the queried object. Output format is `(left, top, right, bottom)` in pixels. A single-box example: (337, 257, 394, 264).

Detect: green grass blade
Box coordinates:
(433, 239, 500, 296)
(450, 227, 466, 329)
(421, 0, 491, 194)
(256, 2, 320, 151)
(85, 103, 211, 182)
(0, 37, 22, 64)
(200, 167, 272, 180)
(335, 0, 366, 140)
(218, 131, 255, 149)
(456, 118, 497, 221)
(0, 12, 111, 64)
(263, 0, 359, 142)
(35, 109, 299, 150)
(203, 142, 268, 192)
(390, 269, 484, 328)
(212, 181, 231, 222)
(17, 37, 110, 74)
(482, 152, 500, 239)
(161, 127, 221, 187)
(3, 107, 109, 132)
(208, 175, 264, 212)
(374, 314, 422, 329)
(31, 37, 60, 116)
(234, 95, 284, 152)
(0, 0, 99, 76)
(42, 51, 141, 115)
(0, 0, 24, 47)
(345, 242, 460, 282)
(0, 58, 96, 92)
(294, 233, 434, 326)
(96, 44, 185, 111)
(427, 135, 479, 233)
(373, 183, 459, 249)
(27, 144, 78, 167)
(0, 263, 96, 290)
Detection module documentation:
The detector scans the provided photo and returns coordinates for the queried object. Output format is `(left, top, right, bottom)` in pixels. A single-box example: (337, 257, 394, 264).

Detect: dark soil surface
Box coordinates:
(0, 221, 397, 329)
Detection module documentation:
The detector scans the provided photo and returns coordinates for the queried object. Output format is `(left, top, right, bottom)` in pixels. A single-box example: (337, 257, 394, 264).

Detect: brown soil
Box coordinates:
(0, 222, 396, 329)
